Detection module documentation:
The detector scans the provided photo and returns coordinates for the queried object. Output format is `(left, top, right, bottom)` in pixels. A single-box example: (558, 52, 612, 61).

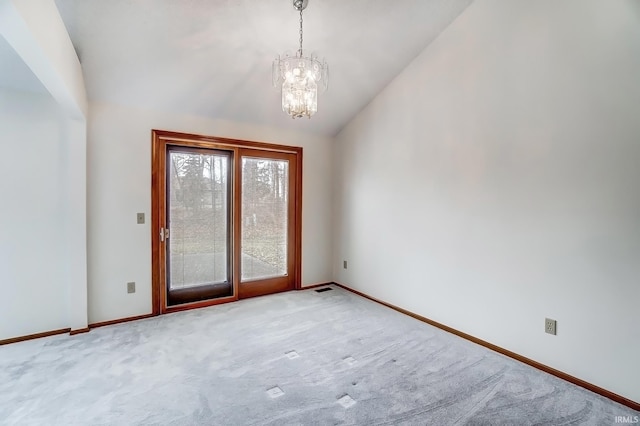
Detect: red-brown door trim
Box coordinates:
(151, 129, 303, 314)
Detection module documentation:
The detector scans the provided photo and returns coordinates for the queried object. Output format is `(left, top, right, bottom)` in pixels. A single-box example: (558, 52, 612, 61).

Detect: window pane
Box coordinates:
(241, 157, 289, 281)
(168, 151, 229, 289)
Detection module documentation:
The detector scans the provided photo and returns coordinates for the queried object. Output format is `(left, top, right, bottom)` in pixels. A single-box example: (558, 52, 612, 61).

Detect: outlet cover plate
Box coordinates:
(127, 282, 136, 294)
(343, 260, 348, 269)
(545, 318, 557, 335)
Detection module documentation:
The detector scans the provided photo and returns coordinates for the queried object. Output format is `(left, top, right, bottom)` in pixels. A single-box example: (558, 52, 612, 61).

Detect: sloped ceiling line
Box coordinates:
(54, 0, 473, 136)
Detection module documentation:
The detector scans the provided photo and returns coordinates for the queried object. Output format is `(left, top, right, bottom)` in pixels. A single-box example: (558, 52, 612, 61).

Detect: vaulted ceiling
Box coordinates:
(54, 0, 472, 136)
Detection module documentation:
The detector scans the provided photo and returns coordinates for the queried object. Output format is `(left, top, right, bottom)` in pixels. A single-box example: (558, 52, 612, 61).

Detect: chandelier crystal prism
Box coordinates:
(272, 0, 328, 119)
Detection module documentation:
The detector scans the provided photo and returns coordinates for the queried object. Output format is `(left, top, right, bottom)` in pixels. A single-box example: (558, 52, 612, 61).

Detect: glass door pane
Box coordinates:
(166, 148, 232, 305)
(241, 157, 289, 282)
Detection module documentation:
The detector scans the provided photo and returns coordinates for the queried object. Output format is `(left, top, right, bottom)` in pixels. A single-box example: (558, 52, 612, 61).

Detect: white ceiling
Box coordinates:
(0, 36, 48, 95)
(54, 0, 472, 136)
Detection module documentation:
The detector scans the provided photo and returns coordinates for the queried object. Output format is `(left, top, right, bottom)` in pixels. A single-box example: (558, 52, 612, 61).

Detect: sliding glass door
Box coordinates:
(151, 131, 302, 313)
(238, 150, 297, 299)
(166, 147, 232, 306)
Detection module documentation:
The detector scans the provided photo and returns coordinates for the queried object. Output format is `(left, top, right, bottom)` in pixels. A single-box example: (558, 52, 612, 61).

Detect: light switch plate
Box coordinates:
(137, 213, 145, 224)
(127, 282, 136, 293)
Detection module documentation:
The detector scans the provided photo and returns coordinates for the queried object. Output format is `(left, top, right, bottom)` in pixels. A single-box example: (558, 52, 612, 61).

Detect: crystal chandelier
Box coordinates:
(272, 0, 328, 119)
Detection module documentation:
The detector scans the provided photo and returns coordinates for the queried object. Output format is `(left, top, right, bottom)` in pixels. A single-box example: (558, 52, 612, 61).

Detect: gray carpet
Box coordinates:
(0, 286, 637, 425)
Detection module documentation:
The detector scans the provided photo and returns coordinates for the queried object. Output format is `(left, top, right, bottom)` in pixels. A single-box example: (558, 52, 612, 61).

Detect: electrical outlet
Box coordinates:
(137, 213, 145, 224)
(343, 260, 348, 269)
(127, 282, 136, 294)
(545, 318, 557, 335)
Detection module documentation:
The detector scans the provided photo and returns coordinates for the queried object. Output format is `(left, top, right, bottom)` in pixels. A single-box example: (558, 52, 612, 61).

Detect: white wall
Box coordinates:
(0, 89, 71, 340)
(333, 0, 640, 403)
(63, 117, 87, 332)
(87, 102, 333, 324)
(1, 0, 88, 337)
(0, 0, 87, 119)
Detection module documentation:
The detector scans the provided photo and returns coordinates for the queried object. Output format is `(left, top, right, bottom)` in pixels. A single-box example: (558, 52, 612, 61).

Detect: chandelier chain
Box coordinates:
(298, 8, 303, 57)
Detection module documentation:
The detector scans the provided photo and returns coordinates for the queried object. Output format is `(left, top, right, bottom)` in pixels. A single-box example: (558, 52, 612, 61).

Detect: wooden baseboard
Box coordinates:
(299, 282, 334, 290)
(69, 327, 90, 336)
(0, 328, 71, 346)
(88, 313, 156, 329)
(333, 282, 640, 411)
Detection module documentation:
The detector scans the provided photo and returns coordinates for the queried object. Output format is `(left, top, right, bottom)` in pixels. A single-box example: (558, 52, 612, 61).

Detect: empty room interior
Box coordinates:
(1, 0, 639, 424)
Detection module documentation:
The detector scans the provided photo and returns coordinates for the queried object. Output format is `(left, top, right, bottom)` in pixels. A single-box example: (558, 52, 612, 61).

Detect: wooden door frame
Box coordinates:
(151, 129, 303, 315)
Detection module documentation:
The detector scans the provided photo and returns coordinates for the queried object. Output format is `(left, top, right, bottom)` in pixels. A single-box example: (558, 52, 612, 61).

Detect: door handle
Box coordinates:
(160, 228, 170, 242)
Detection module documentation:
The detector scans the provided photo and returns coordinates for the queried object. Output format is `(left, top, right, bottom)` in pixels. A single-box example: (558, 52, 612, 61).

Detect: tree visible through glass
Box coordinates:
(168, 151, 229, 289)
(241, 157, 289, 282)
